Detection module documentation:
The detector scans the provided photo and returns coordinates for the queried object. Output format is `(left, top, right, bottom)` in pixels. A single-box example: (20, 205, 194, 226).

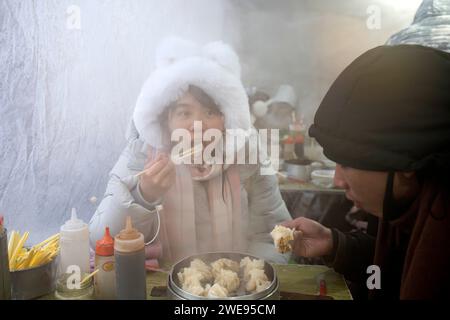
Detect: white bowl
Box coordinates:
(311, 170, 335, 188)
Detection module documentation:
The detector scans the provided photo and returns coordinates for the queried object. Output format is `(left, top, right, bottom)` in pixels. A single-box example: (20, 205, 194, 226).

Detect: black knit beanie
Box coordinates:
(309, 45, 450, 174)
(309, 45, 450, 220)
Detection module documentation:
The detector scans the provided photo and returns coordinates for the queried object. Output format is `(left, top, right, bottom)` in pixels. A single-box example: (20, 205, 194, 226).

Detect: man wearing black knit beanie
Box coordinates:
(282, 45, 450, 299)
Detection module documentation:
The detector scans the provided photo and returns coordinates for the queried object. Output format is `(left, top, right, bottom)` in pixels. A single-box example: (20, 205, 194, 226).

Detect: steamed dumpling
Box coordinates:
(270, 225, 294, 253)
(184, 283, 205, 296)
(256, 279, 271, 293)
(177, 267, 205, 296)
(240, 257, 265, 281)
(190, 258, 214, 282)
(211, 258, 240, 277)
(245, 268, 269, 292)
(214, 269, 240, 293)
(178, 267, 201, 285)
(205, 283, 229, 298)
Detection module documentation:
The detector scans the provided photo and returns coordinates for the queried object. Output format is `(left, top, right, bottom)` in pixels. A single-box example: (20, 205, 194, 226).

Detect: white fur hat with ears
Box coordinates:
(133, 37, 251, 148)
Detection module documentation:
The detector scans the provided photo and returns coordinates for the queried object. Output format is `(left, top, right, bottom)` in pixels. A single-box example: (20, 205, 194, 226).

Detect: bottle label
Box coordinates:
(102, 261, 115, 272)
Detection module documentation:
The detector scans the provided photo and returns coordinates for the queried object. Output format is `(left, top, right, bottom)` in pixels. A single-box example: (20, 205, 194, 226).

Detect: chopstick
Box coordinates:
(175, 144, 203, 161)
(80, 269, 99, 286)
(9, 232, 29, 270)
(146, 267, 171, 274)
(276, 172, 288, 179)
(135, 144, 202, 178)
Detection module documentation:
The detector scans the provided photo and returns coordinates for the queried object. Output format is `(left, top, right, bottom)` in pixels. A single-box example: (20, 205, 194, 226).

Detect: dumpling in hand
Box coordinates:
(270, 225, 294, 253)
(190, 258, 214, 282)
(245, 268, 269, 292)
(214, 268, 240, 293)
(205, 283, 229, 298)
(211, 258, 240, 277)
(240, 257, 265, 281)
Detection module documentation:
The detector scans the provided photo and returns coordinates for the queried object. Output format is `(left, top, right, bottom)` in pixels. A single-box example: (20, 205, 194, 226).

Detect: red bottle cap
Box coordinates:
(319, 279, 327, 296)
(96, 227, 114, 256)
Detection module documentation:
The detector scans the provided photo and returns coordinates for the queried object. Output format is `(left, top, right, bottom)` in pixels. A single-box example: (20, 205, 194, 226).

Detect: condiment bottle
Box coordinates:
(114, 216, 146, 300)
(0, 215, 11, 300)
(59, 208, 90, 276)
(95, 227, 116, 299)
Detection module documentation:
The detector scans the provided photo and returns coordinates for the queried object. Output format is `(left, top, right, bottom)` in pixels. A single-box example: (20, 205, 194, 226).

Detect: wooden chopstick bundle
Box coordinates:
(8, 231, 60, 271)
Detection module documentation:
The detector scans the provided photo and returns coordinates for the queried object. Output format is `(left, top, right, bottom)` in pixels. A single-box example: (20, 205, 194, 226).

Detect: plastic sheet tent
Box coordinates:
(0, 0, 238, 244)
(1, 0, 442, 245)
(387, 0, 450, 52)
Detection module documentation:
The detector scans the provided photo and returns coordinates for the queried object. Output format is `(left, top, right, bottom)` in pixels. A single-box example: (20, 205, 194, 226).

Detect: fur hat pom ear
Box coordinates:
(202, 41, 241, 78)
(155, 37, 199, 68)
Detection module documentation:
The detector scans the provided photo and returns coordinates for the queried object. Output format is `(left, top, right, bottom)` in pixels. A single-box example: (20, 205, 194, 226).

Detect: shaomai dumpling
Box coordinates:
(214, 268, 240, 293)
(210, 258, 240, 277)
(190, 258, 214, 282)
(205, 283, 229, 298)
(184, 283, 205, 296)
(270, 225, 294, 253)
(240, 257, 265, 281)
(245, 268, 271, 293)
(177, 267, 205, 296)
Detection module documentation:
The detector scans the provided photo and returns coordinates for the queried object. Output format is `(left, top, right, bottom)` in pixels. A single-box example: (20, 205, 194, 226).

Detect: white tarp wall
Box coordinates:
(0, 0, 428, 244)
(0, 0, 239, 244)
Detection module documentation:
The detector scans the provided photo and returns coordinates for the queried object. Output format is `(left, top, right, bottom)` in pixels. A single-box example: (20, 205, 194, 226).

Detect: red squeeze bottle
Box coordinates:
(319, 279, 327, 296)
(95, 227, 116, 299)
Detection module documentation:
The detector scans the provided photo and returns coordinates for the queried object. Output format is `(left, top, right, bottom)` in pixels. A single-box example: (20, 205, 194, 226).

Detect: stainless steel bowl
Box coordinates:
(167, 251, 280, 300)
(285, 159, 312, 182)
(10, 256, 58, 300)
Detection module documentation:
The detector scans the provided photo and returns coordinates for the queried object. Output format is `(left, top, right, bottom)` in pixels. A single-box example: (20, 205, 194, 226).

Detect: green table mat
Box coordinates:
(145, 264, 352, 300)
(41, 264, 352, 300)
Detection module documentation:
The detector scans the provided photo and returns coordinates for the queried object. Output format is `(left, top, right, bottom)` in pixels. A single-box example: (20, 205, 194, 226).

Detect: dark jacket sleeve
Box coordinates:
(323, 228, 376, 283)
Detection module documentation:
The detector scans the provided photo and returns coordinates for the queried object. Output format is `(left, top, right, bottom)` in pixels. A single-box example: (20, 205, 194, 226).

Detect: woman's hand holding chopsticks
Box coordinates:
(138, 152, 176, 203)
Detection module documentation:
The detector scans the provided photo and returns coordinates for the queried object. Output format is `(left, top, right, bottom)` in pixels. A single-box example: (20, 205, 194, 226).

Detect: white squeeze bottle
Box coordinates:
(59, 208, 90, 276)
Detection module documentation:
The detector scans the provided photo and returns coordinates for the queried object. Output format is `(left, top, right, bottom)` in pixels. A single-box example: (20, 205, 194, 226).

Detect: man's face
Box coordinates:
(334, 164, 388, 217)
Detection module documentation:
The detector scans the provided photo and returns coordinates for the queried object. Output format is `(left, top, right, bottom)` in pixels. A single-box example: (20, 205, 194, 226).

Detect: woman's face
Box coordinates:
(168, 91, 225, 138)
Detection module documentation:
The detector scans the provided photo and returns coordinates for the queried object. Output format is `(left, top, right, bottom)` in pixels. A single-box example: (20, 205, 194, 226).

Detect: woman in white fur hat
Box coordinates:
(89, 37, 292, 265)
(253, 84, 298, 130)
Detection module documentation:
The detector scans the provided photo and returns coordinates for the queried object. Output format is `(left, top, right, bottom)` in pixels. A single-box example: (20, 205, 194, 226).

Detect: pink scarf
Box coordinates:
(157, 162, 246, 263)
